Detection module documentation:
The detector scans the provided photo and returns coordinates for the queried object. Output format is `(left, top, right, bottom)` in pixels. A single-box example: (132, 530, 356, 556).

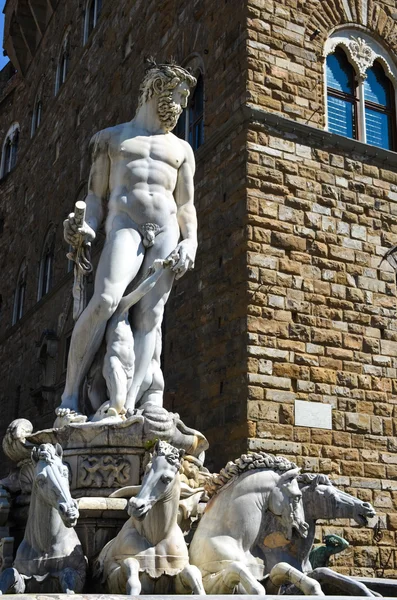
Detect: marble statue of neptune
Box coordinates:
(57, 63, 197, 422)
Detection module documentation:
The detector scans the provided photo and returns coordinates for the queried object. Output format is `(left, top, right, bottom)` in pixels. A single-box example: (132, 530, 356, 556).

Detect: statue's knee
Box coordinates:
(96, 293, 119, 318)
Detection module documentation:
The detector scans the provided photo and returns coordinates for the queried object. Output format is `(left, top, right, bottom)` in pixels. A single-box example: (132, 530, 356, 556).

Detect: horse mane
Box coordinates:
(205, 452, 298, 497)
(31, 443, 60, 464)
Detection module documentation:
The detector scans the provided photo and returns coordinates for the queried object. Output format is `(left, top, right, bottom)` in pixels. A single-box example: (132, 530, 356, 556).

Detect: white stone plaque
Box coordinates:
(294, 400, 332, 429)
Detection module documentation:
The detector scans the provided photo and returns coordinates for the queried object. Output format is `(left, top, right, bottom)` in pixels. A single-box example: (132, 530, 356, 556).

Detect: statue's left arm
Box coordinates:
(172, 141, 197, 280)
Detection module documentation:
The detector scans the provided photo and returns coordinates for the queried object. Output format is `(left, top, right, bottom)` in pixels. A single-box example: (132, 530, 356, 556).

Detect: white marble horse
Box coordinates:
(189, 452, 309, 594)
(262, 473, 377, 596)
(0, 443, 86, 594)
(95, 440, 205, 595)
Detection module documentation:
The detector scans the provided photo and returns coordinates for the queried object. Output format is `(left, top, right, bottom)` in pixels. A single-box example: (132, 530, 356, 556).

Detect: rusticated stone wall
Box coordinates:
(245, 109, 397, 576)
(242, 0, 397, 578)
(247, 0, 397, 128)
(1, 0, 397, 580)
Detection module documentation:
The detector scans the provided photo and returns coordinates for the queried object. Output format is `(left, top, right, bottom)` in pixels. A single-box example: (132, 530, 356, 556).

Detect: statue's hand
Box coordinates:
(64, 213, 96, 247)
(170, 239, 197, 279)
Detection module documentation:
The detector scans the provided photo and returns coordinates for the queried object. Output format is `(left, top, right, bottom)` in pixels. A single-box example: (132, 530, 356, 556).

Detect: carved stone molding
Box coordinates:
(349, 37, 375, 78)
(78, 455, 131, 488)
(324, 30, 397, 84)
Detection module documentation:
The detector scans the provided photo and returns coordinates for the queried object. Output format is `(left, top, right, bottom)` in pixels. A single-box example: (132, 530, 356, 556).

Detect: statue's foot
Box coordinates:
(54, 406, 87, 428)
(90, 401, 125, 423)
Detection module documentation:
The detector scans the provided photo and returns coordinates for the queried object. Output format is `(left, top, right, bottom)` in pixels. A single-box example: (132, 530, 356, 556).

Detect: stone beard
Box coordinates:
(157, 91, 184, 132)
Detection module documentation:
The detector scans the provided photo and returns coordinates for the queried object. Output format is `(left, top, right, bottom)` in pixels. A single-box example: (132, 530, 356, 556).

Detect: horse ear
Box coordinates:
(55, 443, 63, 459)
(278, 467, 301, 485)
(154, 439, 160, 453)
(31, 447, 39, 463)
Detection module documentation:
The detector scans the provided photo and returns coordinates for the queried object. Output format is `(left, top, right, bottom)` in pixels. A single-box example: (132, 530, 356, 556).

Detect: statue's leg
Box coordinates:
(59, 567, 84, 594)
(136, 327, 164, 407)
(267, 563, 324, 596)
(103, 355, 130, 415)
(127, 226, 179, 410)
(175, 564, 206, 594)
(308, 567, 377, 596)
(219, 561, 266, 594)
(121, 557, 141, 595)
(0, 567, 25, 594)
(58, 225, 144, 417)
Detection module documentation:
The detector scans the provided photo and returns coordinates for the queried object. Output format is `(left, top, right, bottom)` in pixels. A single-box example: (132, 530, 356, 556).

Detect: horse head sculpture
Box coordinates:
(31, 443, 79, 528)
(96, 440, 205, 595)
(301, 473, 375, 526)
(189, 451, 310, 595)
(0, 442, 86, 595)
(128, 440, 184, 521)
(269, 467, 308, 540)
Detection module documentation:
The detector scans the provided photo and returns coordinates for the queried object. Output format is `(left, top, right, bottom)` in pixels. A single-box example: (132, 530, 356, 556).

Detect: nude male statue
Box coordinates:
(57, 63, 197, 422)
(97, 258, 174, 422)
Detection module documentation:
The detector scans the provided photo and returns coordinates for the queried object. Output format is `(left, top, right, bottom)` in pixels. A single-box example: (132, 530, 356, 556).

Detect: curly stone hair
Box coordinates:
(137, 61, 197, 110)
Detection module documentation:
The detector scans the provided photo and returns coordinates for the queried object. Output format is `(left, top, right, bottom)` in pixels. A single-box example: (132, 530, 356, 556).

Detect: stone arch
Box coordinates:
(307, 1, 397, 55)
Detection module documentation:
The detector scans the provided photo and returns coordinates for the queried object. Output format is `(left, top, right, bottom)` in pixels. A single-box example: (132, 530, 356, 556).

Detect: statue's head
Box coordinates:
(137, 61, 197, 132)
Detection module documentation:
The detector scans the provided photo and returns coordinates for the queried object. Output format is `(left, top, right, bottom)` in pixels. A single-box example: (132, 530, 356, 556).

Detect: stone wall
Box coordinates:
(247, 0, 397, 127)
(245, 109, 397, 575)
(2, 0, 397, 579)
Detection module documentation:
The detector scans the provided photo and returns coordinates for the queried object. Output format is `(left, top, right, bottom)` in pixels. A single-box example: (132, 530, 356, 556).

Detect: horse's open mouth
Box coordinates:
(131, 506, 150, 521)
(63, 512, 78, 527)
(356, 512, 374, 527)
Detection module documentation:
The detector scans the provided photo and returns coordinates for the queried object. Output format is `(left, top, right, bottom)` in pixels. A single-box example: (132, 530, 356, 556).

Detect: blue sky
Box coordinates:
(0, 0, 9, 70)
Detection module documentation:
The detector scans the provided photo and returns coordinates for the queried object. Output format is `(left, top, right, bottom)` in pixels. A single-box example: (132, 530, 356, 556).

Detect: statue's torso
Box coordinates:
(104, 123, 186, 228)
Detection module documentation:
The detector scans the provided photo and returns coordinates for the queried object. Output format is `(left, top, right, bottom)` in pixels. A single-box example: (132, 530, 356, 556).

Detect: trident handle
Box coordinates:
(74, 200, 86, 235)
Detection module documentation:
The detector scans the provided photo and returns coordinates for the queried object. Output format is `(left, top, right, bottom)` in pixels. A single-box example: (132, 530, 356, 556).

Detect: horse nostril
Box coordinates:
(59, 503, 67, 514)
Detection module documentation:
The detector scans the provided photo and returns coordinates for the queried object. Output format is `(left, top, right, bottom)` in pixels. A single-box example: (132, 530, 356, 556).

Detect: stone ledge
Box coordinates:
(6, 595, 397, 599)
(243, 104, 397, 169)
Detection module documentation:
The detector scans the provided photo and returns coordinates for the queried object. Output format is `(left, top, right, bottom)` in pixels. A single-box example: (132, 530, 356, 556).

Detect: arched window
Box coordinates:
(188, 74, 204, 150)
(38, 227, 55, 300)
(326, 49, 357, 139)
(31, 99, 42, 137)
(55, 32, 70, 94)
(325, 32, 397, 151)
(175, 60, 204, 150)
(84, 0, 102, 43)
(1, 123, 20, 177)
(13, 260, 27, 325)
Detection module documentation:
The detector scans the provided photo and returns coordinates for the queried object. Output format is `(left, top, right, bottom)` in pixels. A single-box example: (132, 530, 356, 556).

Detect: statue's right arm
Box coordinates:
(85, 131, 110, 234)
(64, 131, 110, 246)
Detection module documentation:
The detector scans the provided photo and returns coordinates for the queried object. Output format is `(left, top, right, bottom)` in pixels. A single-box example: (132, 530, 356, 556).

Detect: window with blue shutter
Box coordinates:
(364, 62, 394, 150)
(326, 49, 357, 139)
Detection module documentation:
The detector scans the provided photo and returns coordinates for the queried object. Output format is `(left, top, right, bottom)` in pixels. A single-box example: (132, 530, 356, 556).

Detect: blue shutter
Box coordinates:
(326, 50, 355, 139)
(365, 108, 391, 149)
(364, 62, 393, 150)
